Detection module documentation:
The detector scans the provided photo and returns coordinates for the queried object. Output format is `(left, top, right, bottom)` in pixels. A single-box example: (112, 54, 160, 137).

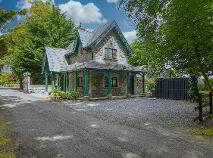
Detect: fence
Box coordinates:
(194, 92, 213, 122)
(154, 78, 189, 100)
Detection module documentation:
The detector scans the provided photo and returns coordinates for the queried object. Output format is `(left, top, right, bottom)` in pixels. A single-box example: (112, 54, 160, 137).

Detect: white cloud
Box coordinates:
(106, 0, 120, 3)
(59, 0, 107, 24)
(16, 0, 55, 9)
(123, 30, 137, 43)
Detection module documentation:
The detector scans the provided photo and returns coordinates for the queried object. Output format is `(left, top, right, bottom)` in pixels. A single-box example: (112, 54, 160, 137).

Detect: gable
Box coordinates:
(86, 21, 132, 56)
(94, 33, 129, 65)
(66, 21, 132, 58)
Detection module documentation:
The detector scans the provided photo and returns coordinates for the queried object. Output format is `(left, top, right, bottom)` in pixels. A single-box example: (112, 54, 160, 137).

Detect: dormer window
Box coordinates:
(105, 48, 117, 60)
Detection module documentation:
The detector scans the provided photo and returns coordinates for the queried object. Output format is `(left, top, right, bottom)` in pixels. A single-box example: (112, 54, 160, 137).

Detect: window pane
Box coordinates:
(109, 51, 112, 59)
(112, 77, 117, 87)
(105, 48, 109, 58)
(112, 49, 117, 59)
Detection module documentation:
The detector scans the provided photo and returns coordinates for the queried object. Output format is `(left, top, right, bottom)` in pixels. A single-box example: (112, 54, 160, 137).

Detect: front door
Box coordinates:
(130, 76, 134, 95)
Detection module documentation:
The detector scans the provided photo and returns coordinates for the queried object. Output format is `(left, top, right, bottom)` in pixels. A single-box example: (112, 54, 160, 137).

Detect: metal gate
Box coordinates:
(155, 78, 189, 100)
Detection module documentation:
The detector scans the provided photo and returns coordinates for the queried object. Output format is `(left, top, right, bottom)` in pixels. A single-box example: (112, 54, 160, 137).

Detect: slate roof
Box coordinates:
(66, 60, 145, 72)
(45, 47, 68, 72)
(78, 29, 93, 48)
(86, 21, 114, 47)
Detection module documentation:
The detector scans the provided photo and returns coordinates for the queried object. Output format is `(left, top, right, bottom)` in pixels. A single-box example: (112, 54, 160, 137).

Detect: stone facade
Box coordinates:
(94, 32, 128, 65)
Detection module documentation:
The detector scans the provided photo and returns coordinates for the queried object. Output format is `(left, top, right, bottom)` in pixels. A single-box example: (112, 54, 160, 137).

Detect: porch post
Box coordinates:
(88, 70, 92, 97)
(52, 72, 56, 90)
(63, 73, 66, 92)
(45, 71, 48, 93)
(75, 72, 77, 90)
(108, 71, 112, 99)
(65, 72, 69, 92)
(142, 73, 145, 94)
(127, 72, 130, 97)
(84, 71, 89, 96)
(124, 72, 128, 96)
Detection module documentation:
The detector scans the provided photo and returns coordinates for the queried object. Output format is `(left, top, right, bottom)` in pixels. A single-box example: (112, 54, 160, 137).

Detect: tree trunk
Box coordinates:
(18, 74, 24, 90)
(189, 73, 199, 102)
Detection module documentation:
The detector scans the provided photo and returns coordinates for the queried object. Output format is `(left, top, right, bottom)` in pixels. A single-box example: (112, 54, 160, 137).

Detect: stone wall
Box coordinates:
(94, 32, 129, 65)
(90, 71, 127, 98)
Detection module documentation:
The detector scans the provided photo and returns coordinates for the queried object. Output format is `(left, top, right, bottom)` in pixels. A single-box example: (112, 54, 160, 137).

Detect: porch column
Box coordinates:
(45, 71, 48, 93)
(88, 71, 92, 97)
(84, 71, 89, 96)
(127, 72, 130, 97)
(124, 72, 128, 96)
(108, 71, 112, 99)
(142, 73, 145, 94)
(52, 72, 56, 90)
(65, 72, 69, 92)
(63, 74, 66, 92)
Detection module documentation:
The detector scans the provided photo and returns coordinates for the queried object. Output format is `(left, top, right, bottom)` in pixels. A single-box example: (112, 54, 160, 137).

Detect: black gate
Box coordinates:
(155, 78, 189, 100)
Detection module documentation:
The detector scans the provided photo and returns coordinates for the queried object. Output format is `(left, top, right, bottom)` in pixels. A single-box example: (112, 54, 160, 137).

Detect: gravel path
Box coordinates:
(63, 98, 198, 129)
(1, 89, 213, 158)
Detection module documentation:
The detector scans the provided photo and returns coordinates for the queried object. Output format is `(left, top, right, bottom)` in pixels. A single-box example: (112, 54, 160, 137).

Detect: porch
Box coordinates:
(45, 69, 145, 99)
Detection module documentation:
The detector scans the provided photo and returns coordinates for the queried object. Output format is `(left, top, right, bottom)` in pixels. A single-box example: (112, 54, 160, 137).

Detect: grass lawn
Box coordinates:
(0, 118, 16, 158)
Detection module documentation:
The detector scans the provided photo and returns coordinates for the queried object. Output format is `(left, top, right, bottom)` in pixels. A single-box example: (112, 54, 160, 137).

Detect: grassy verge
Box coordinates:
(0, 118, 16, 158)
(193, 128, 213, 136)
(186, 120, 213, 138)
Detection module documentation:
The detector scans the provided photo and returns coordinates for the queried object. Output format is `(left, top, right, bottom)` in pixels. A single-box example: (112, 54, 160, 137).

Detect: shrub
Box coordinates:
(146, 78, 156, 93)
(198, 78, 213, 92)
(0, 72, 18, 85)
(52, 88, 77, 100)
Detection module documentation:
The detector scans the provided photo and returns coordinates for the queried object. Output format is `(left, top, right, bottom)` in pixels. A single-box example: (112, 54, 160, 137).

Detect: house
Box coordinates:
(42, 21, 145, 99)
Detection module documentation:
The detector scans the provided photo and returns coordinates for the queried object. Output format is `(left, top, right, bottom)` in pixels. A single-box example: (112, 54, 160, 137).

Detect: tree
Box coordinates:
(120, 0, 168, 75)
(161, 0, 213, 91)
(0, 9, 27, 66)
(4, 1, 76, 89)
(0, 9, 27, 28)
(120, 0, 213, 94)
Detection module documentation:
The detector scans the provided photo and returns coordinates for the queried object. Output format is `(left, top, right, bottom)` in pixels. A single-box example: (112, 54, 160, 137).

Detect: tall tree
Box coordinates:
(0, 9, 27, 28)
(120, 0, 213, 93)
(4, 1, 76, 89)
(0, 9, 27, 65)
(161, 0, 213, 91)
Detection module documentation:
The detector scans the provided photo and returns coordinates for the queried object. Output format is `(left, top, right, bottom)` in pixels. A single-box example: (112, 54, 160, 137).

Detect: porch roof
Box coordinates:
(65, 60, 145, 73)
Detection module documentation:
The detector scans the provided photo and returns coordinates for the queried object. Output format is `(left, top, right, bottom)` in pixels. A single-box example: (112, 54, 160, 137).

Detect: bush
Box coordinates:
(198, 78, 213, 92)
(0, 73, 18, 85)
(52, 88, 77, 100)
(146, 78, 156, 93)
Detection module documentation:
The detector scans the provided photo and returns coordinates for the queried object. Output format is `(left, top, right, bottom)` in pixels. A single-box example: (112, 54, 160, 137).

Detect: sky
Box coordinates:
(0, 0, 137, 43)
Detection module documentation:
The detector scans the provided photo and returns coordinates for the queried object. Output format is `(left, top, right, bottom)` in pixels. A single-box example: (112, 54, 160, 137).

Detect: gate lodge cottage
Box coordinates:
(42, 21, 145, 99)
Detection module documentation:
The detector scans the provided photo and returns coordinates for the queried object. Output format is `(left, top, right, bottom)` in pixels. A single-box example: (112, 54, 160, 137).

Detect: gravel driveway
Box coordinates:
(1, 88, 213, 158)
(63, 98, 197, 129)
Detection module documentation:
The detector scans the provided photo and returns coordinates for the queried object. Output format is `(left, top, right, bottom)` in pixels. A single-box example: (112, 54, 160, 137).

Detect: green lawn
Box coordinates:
(0, 118, 16, 158)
